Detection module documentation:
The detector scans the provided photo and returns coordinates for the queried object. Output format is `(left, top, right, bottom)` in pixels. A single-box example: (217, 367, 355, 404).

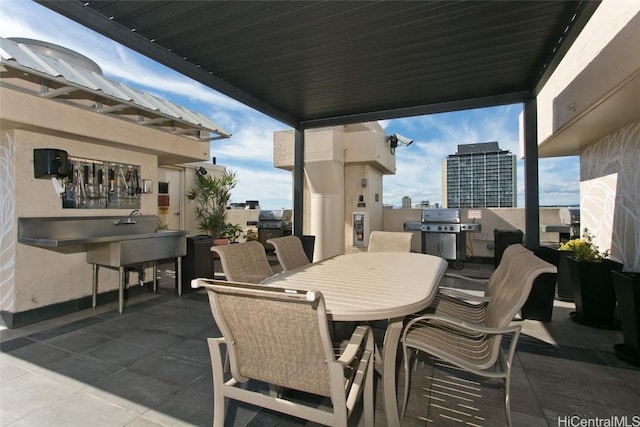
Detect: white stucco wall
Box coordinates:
(382, 207, 567, 258)
(536, 1, 640, 272)
(0, 81, 215, 316)
(6, 129, 157, 313)
(537, 0, 640, 142)
(273, 123, 394, 258)
(580, 122, 640, 271)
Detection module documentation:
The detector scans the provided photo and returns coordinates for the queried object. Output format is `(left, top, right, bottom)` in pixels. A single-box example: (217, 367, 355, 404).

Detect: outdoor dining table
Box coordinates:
(261, 251, 448, 427)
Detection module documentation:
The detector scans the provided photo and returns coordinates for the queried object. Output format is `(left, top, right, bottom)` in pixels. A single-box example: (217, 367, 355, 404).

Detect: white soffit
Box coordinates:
(0, 37, 231, 141)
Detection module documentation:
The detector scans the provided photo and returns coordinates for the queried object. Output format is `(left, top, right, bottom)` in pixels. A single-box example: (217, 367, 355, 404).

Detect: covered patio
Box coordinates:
(36, 0, 602, 248)
(1, 261, 638, 426)
(3, 1, 639, 425)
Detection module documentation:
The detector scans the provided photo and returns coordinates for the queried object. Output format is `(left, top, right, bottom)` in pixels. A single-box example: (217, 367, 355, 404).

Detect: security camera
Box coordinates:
(387, 133, 414, 154)
(394, 133, 413, 146)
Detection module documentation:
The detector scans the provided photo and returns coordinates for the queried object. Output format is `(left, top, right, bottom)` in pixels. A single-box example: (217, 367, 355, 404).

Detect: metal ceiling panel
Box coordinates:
(37, 0, 599, 128)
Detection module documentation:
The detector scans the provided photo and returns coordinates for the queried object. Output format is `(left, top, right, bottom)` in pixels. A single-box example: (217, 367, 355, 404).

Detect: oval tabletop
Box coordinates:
(261, 252, 448, 321)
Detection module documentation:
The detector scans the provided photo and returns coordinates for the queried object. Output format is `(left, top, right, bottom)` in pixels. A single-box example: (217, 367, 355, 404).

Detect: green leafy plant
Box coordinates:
(220, 223, 243, 243)
(187, 169, 237, 238)
(559, 229, 610, 262)
(244, 228, 258, 242)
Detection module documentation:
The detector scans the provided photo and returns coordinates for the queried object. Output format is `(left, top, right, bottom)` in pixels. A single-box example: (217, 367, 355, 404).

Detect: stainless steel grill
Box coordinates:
(542, 207, 580, 243)
(414, 208, 481, 269)
(257, 209, 292, 249)
(559, 207, 580, 238)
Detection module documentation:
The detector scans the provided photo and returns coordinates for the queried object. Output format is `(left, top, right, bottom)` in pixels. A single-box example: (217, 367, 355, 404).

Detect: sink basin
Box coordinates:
(18, 217, 189, 314)
(86, 230, 187, 267)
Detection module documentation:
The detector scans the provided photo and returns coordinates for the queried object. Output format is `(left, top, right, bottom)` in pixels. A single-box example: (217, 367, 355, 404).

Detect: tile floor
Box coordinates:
(1, 261, 639, 426)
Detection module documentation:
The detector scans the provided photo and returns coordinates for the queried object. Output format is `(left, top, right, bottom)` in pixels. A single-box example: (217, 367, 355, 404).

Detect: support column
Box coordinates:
(524, 98, 541, 248)
(293, 128, 304, 237)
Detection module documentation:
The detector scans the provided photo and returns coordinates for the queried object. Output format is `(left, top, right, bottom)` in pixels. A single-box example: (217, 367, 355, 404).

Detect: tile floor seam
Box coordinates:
(514, 351, 548, 425)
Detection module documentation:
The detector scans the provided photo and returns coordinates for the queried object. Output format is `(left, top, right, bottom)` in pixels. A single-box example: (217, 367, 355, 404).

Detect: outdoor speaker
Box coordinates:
(33, 149, 69, 178)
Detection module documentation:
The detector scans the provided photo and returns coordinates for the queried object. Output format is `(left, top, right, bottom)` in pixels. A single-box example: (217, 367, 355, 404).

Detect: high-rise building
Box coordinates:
(442, 142, 516, 208)
(401, 196, 412, 208)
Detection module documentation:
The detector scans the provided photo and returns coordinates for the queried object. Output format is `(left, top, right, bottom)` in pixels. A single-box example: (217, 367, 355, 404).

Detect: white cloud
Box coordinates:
(383, 105, 579, 207)
(223, 163, 292, 210)
(211, 113, 288, 164)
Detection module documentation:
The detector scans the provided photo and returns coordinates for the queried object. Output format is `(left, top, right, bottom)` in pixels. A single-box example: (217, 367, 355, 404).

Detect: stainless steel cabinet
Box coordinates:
(422, 232, 466, 268)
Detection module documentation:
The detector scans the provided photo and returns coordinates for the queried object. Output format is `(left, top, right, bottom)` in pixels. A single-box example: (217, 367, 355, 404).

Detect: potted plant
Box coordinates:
(611, 232, 640, 365)
(521, 247, 558, 322)
(562, 229, 623, 329)
(613, 270, 640, 365)
(221, 223, 243, 243)
(244, 228, 258, 242)
(555, 245, 575, 301)
(187, 169, 237, 242)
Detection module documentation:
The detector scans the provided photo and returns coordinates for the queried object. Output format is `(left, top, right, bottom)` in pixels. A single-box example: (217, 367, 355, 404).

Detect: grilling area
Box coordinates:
(256, 209, 293, 250)
(405, 208, 481, 270)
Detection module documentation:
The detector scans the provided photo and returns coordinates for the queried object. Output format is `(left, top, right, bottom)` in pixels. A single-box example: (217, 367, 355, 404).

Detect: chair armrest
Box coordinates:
(444, 273, 488, 285)
(438, 287, 491, 303)
(337, 325, 371, 366)
(404, 313, 522, 337)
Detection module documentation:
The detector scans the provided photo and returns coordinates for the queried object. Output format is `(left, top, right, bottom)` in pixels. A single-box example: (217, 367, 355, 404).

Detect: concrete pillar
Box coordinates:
(305, 160, 345, 260)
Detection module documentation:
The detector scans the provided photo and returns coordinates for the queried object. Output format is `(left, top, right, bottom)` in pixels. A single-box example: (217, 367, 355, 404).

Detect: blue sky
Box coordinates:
(1, 0, 581, 209)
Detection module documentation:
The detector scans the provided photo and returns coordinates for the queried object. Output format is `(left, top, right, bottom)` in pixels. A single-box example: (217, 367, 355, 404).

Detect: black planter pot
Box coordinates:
(567, 257, 623, 329)
(300, 235, 316, 262)
(557, 250, 575, 301)
(520, 247, 558, 322)
(612, 271, 640, 366)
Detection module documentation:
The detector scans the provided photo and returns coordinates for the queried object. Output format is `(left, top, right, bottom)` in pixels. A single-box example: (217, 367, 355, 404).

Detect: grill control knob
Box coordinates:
(449, 226, 454, 231)
(437, 225, 442, 231)
(425, 225, 431, 231)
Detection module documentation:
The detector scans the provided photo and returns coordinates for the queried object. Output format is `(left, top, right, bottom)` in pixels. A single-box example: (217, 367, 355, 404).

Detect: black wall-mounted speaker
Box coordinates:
(33, 149, 69, 178)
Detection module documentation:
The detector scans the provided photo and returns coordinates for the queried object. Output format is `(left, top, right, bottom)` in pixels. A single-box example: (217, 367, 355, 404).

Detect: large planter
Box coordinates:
(300, 235, 316, 263)
(567, 257, 623, 329)
(612, 271, 640, 366)
(212, 238, 229, 259)
(556, 250, 575, 301)
(182, 235, 215, 293)
(521, 247, 558, 322)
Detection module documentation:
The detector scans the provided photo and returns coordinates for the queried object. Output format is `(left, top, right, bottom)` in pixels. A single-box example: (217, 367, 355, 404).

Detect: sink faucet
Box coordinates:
(115, 209, 142, 225)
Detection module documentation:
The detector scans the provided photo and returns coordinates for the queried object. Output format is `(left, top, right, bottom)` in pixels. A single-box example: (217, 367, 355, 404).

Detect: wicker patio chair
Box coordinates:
(429, 243, 533, 323)
(400, 250, 556, 426)
(367, 231, 413, 253)
(211, 241, 274, 283)
(203, 280, 375, 427)
(267, 235, 311, 271)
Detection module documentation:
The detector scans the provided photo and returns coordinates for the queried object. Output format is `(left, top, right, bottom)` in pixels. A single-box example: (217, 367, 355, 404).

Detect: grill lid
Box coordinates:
(258, 209, 292, 222)
(421, 209, 460, 224)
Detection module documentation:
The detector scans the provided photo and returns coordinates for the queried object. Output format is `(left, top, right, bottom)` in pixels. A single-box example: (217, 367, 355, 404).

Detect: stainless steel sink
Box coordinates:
(18, 216, 189, 314)
(86, 229, 187, 314)
(86, 230, 187, 267)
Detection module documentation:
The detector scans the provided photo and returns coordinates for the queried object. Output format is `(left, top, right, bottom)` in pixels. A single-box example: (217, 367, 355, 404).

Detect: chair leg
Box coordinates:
(364, 347, 374, 426)
(503, 329, 520, 427)
(505, 372, 512, 427)
(401, 345, 414, 419)
(504, 351, 514, 427)
(208, 338, 226, 427)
